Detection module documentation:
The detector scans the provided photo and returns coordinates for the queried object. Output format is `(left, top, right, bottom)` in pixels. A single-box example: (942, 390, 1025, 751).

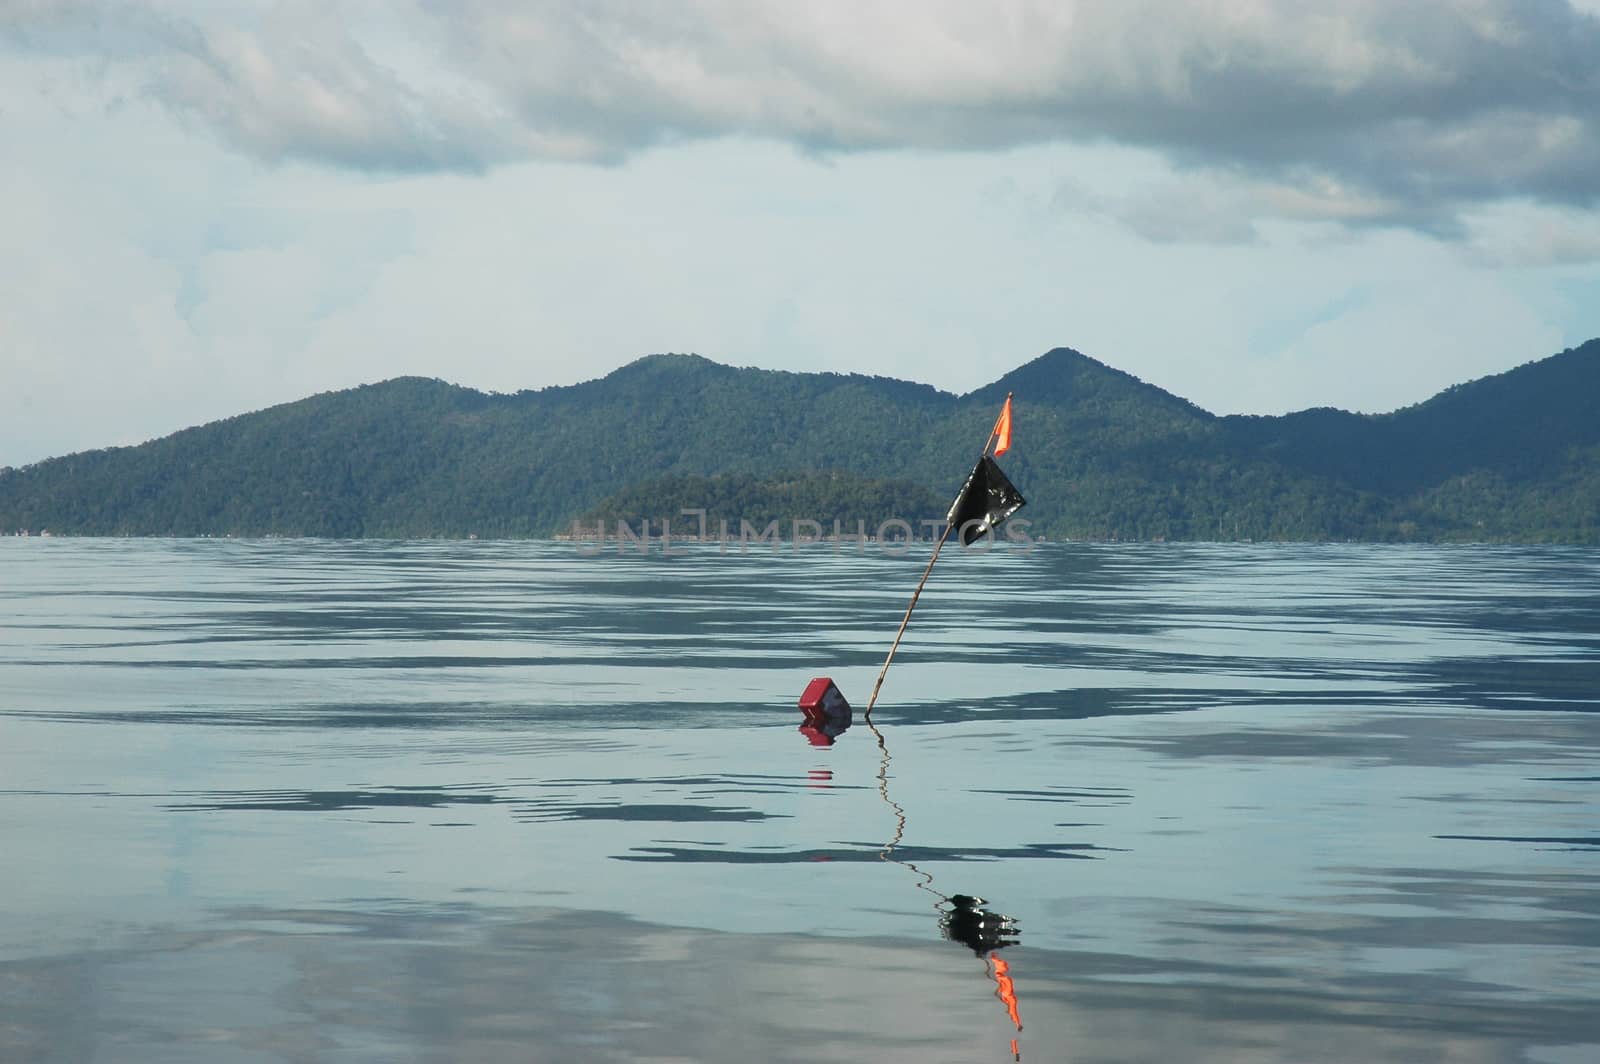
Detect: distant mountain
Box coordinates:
(1, 341, 1596, 542)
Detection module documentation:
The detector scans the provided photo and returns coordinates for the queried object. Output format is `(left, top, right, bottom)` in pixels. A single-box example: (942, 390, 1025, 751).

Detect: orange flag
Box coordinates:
(992, 394, 1013, 457)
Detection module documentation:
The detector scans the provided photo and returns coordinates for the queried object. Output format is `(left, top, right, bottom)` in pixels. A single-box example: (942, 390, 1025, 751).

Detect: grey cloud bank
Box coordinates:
(8, 0, 1600, 235)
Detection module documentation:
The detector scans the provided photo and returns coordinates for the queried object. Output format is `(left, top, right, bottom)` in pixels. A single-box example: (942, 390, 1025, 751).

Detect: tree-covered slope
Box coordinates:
(1225, 340, 1600, 495)
(1218, 339, 1600, 540)
(1, 341, 1596, 542)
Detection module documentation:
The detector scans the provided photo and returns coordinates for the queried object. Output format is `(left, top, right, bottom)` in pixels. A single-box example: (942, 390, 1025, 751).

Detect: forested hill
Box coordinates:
(1, 340, 1597, 542)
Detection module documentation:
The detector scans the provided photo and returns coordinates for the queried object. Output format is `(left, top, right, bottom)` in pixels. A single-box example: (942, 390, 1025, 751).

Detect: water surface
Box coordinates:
(2, 539, 1597, 1062)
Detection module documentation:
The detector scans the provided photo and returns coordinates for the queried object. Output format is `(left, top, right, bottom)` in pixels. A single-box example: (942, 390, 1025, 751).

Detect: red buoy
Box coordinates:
(798, 677, 850, 722)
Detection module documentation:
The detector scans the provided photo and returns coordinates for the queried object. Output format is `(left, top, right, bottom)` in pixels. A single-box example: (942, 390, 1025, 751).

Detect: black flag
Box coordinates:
(946, 456, 1026, 546)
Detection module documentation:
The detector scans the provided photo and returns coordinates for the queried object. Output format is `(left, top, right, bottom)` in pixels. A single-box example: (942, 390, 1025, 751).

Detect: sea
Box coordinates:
(1, 537, 1597, 1063)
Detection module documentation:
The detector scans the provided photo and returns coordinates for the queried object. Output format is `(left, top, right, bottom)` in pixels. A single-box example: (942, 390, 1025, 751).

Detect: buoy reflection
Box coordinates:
(798, 715, 851, 747)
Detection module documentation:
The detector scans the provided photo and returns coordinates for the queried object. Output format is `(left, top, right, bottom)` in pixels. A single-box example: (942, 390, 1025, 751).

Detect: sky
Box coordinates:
(4, 0, 1600, 467)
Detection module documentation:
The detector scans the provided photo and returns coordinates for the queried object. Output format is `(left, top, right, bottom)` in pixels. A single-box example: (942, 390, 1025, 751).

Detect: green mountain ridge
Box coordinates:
(2, 341, 1597, 542)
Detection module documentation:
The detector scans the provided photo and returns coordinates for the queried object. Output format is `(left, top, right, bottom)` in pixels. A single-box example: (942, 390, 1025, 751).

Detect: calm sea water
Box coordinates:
(2, 538, 1597, 1063)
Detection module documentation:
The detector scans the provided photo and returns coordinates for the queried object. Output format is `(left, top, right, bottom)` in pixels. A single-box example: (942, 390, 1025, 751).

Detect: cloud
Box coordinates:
(1465, 205, 1600, 265)
(5, 0, 1600, 234)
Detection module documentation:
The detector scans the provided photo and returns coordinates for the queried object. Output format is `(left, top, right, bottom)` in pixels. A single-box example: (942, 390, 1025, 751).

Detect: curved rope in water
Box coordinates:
(865, 716, 945, 907)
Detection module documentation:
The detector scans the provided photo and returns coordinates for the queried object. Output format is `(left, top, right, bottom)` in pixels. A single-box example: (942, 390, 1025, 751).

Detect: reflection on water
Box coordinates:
(1, 538, 1598, 1062)
(940, 893, 1022, 956)
(867, 715, 1027, 1059)
(799, 714, 852, 747)
(4, 903, 1595, 1064)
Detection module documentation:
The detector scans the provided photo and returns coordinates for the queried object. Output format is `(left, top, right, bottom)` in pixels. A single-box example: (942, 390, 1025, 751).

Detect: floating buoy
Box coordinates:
(798, 677, 850, 722)
(798, 676, 852, 746)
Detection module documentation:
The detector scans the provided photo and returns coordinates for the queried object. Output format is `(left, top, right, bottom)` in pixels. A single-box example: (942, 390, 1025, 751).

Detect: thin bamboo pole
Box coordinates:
(863, 392, 1011, 717)
(864, 522, 952, 714)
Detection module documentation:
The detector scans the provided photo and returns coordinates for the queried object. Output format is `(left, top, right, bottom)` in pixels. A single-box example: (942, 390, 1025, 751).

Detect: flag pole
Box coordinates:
(865, 393, 1011, 717)
(863, 524, 951, 715)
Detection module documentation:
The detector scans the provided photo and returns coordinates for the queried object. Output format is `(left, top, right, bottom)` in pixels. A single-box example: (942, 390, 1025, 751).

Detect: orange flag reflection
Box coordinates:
(992, 954, 1023, 1030)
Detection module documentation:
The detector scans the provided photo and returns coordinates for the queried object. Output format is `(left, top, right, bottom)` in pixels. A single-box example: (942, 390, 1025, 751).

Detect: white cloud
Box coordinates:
(1465, 203, 1600, 267)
